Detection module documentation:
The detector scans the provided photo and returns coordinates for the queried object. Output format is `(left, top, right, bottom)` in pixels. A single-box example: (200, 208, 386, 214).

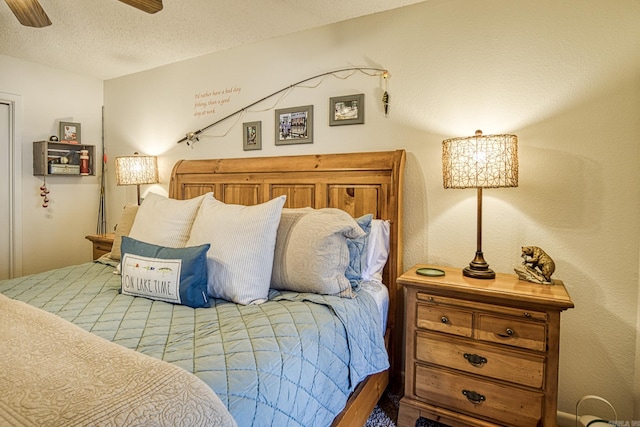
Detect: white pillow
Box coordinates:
(270, 207, 366, 297)
(187, 194, 286, 305)
(128, 192, 209, 248)
(361, 219, 390, 283)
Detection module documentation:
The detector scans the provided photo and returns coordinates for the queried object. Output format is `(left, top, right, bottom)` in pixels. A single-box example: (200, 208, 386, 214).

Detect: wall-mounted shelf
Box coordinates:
(33, 141, 95, 176)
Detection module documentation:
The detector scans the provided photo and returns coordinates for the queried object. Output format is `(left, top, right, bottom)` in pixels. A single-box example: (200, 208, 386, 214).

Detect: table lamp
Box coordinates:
(442, 130, 518, 279)
(115, 152, 159, 205)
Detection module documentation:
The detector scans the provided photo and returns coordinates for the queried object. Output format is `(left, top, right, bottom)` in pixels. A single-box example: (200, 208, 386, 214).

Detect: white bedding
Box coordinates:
(356, 218, 391, 335)
(0, 293, 236, 427)
(360, 280, 390, 334)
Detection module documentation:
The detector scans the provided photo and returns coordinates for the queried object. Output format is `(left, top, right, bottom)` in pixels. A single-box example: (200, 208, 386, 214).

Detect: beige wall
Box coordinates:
(0, 54, 103, 274)
(105, 1, 640, 419)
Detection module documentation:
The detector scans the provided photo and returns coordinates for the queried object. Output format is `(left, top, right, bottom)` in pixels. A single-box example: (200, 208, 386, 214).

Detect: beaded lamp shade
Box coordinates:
(442, 130, 518, 189)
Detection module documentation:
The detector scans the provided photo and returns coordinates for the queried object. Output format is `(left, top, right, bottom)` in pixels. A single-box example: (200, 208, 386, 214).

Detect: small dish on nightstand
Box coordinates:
(416, 267, 445, 277)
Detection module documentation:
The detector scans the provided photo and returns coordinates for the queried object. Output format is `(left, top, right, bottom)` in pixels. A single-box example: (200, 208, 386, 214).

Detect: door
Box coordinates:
(0, 93, 23, 279)
(0, 101, 10, 279)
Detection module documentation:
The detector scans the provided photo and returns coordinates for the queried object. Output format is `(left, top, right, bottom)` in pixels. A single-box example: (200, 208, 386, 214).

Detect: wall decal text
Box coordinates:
(193, 86, 242, 118)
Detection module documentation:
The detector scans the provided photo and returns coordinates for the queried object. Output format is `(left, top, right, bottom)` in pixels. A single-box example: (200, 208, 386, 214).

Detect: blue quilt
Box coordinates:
(0, 262, 389, 427)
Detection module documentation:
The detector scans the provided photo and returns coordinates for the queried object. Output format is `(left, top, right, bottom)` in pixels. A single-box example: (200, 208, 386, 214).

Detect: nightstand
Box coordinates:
(397, 265, 574, 427)
(85, 233, 115, 260)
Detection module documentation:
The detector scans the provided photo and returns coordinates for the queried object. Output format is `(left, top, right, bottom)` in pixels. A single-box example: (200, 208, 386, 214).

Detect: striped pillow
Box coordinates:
(186, 194, 286, 305)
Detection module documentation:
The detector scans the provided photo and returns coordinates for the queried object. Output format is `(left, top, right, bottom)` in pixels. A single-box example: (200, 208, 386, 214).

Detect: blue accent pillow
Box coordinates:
(120, 236, 210, 308)
(346, 214, 373, 287)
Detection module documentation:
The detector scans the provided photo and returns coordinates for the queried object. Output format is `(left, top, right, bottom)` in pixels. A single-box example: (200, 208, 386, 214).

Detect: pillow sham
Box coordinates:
(128, 192, 209, 248)
(345, 214, 373, 287)
(120, 236, 210, 308)
(109, 204, 139, 261)
(186, 194, 286, 305)
(270, 207, 366, 297)
(362, 219, 390, 283)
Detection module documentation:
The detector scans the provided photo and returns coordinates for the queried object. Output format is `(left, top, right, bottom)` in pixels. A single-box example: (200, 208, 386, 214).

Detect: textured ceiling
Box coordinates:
(0, 0, 426, 80)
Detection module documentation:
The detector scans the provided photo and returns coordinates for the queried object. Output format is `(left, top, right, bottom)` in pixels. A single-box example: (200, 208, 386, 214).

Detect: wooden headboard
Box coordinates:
(169, 149, 406, 386)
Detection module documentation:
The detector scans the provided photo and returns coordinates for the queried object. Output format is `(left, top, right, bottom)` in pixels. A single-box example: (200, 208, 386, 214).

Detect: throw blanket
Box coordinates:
(0, 262, 389, 427)
(0, 294, 236, 427)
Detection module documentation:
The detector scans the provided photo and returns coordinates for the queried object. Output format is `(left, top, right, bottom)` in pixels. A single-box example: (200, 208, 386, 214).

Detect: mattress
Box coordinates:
(0, 261, 389, 427)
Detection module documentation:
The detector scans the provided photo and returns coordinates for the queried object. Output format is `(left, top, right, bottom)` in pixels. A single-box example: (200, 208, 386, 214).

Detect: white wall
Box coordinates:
(103, 0, 640, 421)
(0, 55, 103, 274)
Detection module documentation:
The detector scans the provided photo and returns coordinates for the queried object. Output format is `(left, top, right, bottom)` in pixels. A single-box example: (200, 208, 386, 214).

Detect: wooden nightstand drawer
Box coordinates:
(415, 364, 543, 427)
(477, 314, 546, 352)
(416, 302, 473, 338)
(85, 234, 115, 261)
(93, 242, 112, 256)
(415, 331, 545, 388)
(417, 292, 548, 322)
(397, 265, 573, 427)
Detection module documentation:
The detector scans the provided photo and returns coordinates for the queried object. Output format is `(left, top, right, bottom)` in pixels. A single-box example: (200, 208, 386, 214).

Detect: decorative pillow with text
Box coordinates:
(120, 236, 210, 308)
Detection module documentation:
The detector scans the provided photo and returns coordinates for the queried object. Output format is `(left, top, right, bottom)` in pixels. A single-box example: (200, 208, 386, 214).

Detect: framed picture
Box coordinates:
(329, 94, 364, 126)
(59, 121, 81, 144)
(275, 105, 313, 145)
(243, 121, 262, 151)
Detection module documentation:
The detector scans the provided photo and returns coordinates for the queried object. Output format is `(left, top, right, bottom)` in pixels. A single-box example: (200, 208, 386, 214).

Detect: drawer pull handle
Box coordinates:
(497, 328, 515, 338)
(462, 389, 486, 405)
(441, 316, 449, 324)
(463, 353, 487, 367)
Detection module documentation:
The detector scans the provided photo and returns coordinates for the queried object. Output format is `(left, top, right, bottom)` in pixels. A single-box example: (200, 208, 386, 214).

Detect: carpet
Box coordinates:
(365, 390, 450, 427)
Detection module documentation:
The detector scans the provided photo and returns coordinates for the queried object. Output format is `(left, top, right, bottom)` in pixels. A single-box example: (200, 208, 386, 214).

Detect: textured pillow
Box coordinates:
(345, 214, 373, 287)
(186, 194, 286, 305)
(362, 219, 390, 283)
(270, 208, 366, 297)
(120, 236, 210, 308)
(109, 204, 139, 261)
(128, 192, 209, 248)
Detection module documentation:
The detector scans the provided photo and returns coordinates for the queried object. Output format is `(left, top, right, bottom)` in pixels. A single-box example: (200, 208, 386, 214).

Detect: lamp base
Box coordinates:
(463, 265, 496, 279)
(462, 252, 496, 279)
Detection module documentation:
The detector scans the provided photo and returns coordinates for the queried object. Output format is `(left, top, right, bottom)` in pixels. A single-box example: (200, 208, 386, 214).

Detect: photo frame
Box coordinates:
(59, 121, 81, 144)
(243, 121, 262, 151)
(329, 94, 364, 126)
(275, 105, 313, 145)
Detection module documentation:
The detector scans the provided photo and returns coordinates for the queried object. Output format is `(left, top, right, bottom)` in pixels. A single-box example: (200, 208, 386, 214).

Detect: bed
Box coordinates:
(0, 150, 405, 427)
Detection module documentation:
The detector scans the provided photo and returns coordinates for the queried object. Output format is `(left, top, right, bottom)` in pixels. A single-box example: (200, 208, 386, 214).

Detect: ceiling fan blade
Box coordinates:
(5, 0, 51, 27)
(117, 0, 163, 14)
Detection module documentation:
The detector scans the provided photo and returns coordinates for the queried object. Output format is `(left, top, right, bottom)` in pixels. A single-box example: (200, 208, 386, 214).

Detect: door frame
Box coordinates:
(1, 92, 23, 278)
